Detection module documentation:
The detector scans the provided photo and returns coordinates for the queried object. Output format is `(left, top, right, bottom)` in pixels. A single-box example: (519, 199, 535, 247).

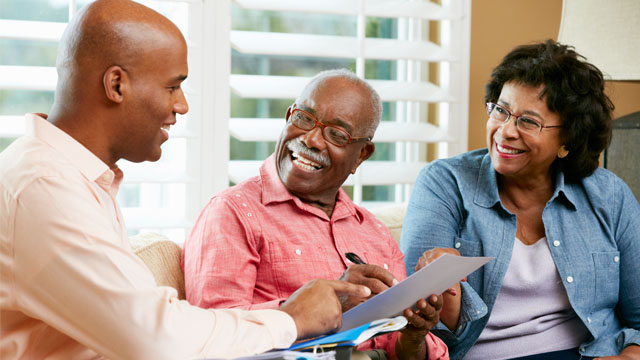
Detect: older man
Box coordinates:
(183, 69, 449, 360)
(0, 2, 370, 359)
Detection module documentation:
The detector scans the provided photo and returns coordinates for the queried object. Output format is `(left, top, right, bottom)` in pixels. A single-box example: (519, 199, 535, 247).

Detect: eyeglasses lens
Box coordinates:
(291, 109, 350, 146)
(488, 103, 541, 135)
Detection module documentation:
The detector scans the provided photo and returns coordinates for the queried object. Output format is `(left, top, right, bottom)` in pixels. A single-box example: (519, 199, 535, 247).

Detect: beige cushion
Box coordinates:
(131, 234, 186, 300)
(369, 203, 408, 246)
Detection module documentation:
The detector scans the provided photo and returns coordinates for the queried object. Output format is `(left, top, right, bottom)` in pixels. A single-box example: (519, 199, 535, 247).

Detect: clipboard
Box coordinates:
(340, 254, 493, 331)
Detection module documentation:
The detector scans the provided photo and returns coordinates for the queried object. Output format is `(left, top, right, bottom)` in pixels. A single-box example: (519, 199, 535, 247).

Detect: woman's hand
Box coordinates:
(416, 248, 464, 331)
(595, 344, 640, 360)
(395, 294, 443, 360)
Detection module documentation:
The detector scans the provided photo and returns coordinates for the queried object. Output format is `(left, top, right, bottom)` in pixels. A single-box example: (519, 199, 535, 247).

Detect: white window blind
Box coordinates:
(1, 0, 470, 243)
(227, 0, 470, 206)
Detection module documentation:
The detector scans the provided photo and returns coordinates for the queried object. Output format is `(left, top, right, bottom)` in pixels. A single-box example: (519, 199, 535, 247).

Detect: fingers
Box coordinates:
(428, 294, 443, 310)
(340, 264, 397, 293)
(325, 279, 371, 298)
(279, 279, 369, 340)
(445, 287, 457, 296)
(336, 265, 395, 312)
(402, 295, 442, 331)
(415, 247, 462, 271)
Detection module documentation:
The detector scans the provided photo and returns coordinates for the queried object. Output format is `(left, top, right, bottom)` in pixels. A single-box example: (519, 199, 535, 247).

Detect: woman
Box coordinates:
(400, 40, 640, 360)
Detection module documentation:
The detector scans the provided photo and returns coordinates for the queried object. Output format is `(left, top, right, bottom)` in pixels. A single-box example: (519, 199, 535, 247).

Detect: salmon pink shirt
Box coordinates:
(182, 155, 449, 360)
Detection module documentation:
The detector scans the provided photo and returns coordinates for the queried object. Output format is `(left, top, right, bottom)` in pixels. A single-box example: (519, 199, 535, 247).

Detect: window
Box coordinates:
(0, 0, 201, 243)
(227, 0, 470, 206)
(1, 0, 470, 242)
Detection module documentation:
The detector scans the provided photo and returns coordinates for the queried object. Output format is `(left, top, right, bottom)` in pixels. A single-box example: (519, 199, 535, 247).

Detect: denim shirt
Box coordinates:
(401, 149, 640, 359)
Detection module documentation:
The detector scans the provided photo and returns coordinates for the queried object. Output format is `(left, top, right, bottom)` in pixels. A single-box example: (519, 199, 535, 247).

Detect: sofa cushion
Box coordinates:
(132, 234, 186, 300)
(368, 203, 407, 246)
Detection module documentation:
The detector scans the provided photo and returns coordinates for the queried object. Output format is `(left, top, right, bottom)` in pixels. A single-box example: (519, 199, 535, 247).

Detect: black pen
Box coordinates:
(345, 252, 366, 265)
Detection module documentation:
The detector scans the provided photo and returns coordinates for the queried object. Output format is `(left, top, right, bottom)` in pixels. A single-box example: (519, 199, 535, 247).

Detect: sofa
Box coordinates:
(131, 203, 408, 301)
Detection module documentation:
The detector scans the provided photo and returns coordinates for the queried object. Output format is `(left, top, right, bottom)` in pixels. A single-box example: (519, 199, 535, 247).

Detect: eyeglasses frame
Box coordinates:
(286, 104, 372, 147)
(486, 102, 563, 135)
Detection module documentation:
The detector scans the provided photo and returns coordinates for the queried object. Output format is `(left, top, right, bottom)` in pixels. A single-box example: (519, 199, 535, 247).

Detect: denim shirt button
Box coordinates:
(566, 276, 574, 283)
(454, 242, 461, 249)
(580, 347, 585, 352)
(553, 240, 560, 247)
(587, 317, 592, 323)
(614, 256, 620, 263)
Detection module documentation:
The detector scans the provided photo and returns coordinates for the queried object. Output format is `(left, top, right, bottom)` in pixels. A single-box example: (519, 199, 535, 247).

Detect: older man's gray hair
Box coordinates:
(297, 69, 382, 137)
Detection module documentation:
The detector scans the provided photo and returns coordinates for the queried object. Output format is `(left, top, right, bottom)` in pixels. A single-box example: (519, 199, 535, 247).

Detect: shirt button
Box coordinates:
(247, 212, 252, 217)
(587, 317, 592, 323)
(553, 240, 560, 247)
(614, 256, 620, 263)
(566, 276, 574, 283)
(235, 193, 241, 197)
(454, 242, 461, 249)
(242, 203, 247, 207)
(383, 263, 389, 270)
(580, 347, 585, 352)
(295, 249, 302, 255)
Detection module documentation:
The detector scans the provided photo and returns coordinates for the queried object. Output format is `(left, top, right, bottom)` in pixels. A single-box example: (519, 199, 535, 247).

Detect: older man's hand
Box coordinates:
(395, 294, 443, 360)
(279, 279, 371, 340)
(337, 264, 398, 311)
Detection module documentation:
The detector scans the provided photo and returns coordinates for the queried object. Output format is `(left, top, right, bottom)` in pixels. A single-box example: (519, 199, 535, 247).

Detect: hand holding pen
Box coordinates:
(345, 252, 366, 265)
(338, 252, 399, 311)
(346, 252, 458, 296)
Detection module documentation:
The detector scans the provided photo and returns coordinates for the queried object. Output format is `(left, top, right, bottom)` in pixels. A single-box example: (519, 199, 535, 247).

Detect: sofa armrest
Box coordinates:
(131, 234, 186, 300)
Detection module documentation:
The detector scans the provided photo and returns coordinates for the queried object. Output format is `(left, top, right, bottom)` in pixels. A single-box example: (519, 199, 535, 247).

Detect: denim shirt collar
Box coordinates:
(473, 153, 577, 211)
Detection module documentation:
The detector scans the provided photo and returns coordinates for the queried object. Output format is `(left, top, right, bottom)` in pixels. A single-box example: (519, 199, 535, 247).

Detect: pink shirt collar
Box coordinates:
(26, 113, 122, 193)
(259, 154, 363, 223)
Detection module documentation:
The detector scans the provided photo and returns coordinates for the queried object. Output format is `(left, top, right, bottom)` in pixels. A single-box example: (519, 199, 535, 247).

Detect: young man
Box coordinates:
(0, 2, 369, 359)
(183, 70, 449, 360)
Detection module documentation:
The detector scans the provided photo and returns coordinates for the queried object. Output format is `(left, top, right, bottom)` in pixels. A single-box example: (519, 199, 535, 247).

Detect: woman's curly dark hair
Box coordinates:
(485, 39, 614, 179)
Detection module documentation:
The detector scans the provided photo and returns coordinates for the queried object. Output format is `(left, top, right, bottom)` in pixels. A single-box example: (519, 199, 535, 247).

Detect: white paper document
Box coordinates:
(340, 254, 493, 331)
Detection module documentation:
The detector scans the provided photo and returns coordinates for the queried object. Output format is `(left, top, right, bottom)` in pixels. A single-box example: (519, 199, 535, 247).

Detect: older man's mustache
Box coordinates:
(286, 138, 331, 168)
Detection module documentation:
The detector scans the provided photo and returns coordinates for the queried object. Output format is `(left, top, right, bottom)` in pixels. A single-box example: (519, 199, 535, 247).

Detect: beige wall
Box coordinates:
(467, 0, 640, 150)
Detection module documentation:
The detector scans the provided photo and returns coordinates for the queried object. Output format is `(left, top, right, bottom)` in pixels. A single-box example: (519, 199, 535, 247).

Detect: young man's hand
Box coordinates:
(279, 279, 370, 340)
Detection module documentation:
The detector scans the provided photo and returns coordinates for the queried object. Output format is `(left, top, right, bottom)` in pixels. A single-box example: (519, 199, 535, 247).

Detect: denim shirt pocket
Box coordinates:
(592, 251, 621, 310)
(453, 236, 483, 257)
(454, 236, 484, 286)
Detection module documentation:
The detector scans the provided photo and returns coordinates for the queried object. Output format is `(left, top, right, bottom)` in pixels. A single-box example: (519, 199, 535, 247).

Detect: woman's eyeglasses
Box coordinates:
(486, 102, 563, 136)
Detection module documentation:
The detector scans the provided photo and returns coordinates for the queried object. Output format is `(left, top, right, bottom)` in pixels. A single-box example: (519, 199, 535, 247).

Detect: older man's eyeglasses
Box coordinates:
(287, 104, 372, 147)
(486, 102, 563, 136)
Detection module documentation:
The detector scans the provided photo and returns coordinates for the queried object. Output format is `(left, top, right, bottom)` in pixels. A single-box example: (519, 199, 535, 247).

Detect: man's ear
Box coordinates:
(351, 142, 375, 174)
(103, 65, 127, 103)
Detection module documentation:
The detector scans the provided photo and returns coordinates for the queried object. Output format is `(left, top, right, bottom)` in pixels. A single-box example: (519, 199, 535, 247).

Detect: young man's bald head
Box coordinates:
(50, 0, 189, 167)
(56, 0, 185, 87)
